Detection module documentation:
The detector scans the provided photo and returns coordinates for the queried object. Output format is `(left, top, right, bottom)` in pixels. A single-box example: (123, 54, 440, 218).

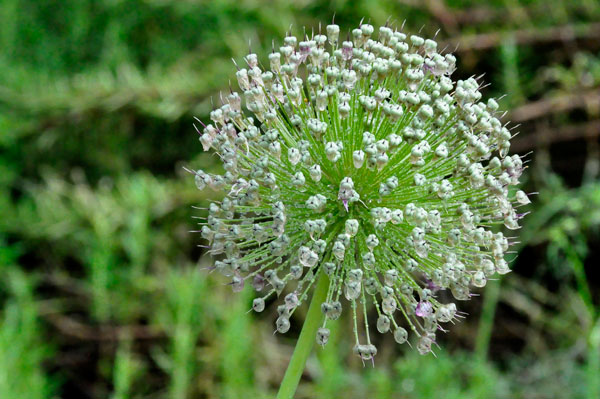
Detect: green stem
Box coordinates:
(474, 190, 569, 361)
(277, 272, 329, 399)
(587, 317, 600, 399)
(474, 278, 501, 361)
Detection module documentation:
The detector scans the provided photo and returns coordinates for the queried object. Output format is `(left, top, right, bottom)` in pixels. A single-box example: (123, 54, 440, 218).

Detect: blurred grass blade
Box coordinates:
(0, 269, 54, 399)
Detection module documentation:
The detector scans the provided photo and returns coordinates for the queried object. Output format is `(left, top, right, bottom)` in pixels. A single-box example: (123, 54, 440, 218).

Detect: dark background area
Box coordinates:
(1, 1, 599, 398)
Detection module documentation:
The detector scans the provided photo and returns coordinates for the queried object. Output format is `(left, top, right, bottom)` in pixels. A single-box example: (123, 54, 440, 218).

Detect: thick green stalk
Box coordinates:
(277, 273, 329, 399)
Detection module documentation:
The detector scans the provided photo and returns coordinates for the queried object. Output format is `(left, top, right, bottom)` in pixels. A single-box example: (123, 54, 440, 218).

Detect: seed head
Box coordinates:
(193, 21, 529, 359)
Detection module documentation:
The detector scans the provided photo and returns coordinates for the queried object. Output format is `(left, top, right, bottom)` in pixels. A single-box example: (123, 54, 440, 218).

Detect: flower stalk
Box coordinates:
(277, 272, 329, 399)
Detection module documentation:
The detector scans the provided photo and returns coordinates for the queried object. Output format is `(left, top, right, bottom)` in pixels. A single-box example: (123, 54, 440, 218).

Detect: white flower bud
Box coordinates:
(309, 164, 322, 182)
(316, 90, 328, 111)
(327, 24, 340, 46)
(377, 315, 391, 333)
(417, 334, 433, 355)
(276, 316, 290, 333)
(394, 327, 408, 344)
(382, 297, 396, 314)
(288, 148, 301, 165)
(345, 219, 359, 236)
(252, 298, 265, 312)
(366, 234, 379, 250)
(332, 241, 346, 261)
(344, 280, 361, 300)
(515, 190, 531, 205)
(316, 327, 330, 346)
(285, 292, 299, 310)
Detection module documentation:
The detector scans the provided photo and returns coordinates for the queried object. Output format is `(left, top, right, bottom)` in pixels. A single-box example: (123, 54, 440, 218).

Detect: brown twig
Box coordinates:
(45, 313, 165, 341)
(511, 119, 600, 152)
(442, 22, 600, 52)
(453, 3, 598, 26)
(424, 0, 459, 34)
(509, 89, 600, 123)
(398, 1, 597, 30)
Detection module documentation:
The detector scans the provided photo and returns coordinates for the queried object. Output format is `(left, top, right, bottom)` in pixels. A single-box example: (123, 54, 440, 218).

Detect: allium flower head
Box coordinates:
(193, 21, 529, 359)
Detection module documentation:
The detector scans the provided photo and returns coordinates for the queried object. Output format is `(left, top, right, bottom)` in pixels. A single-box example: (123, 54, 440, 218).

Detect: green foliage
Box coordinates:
(392, 351, 507, 399)
(159, 267, 207, 399)
(219, 286, 257, 399)
(8, 171, 202, 321)
(0, 268, 55, 399)
(111, 336, 144, 399)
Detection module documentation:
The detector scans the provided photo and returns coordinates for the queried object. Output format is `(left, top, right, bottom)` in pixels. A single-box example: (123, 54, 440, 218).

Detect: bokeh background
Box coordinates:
(1, 1, 600, 398)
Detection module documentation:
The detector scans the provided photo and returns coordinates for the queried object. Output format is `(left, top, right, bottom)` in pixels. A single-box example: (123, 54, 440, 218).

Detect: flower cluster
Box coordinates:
(193, 21, 529, 359)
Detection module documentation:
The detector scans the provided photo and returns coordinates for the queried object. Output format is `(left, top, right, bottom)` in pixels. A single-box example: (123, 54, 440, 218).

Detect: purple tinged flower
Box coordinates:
(416, 301, 433, 317)
(192, 20, 529, 359)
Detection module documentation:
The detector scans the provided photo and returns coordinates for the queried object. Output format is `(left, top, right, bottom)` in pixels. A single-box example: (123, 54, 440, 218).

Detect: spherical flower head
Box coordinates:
(193, 22, 529, 359)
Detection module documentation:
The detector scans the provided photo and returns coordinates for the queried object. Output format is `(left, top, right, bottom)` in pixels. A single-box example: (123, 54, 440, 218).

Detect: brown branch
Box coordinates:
(397, 0, 597, 34)
(423, 0, 459, 34)
(509, 89, 600, 123)
(511, 119, 600, 152)
(44, 313, 164, 341)
(442, 22, 600, 52)
(453, 3, 596, 26)
(453, 6, 506, 25)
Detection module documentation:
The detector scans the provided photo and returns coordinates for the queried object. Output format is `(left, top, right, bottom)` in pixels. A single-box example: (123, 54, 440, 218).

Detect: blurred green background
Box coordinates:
(1, 1, 600, 398)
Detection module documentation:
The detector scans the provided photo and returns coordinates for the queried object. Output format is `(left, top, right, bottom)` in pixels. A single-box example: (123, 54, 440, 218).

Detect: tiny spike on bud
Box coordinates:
(191, 19, 529, 362)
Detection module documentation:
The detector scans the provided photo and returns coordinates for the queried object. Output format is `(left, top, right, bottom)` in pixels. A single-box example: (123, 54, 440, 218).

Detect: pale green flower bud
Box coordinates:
(252, 298, 265, 312)
(316, 327, 330, 346)
(394, 327, 408, 344)
(377, 315, 391, 333)
(345, 219, 359, 236)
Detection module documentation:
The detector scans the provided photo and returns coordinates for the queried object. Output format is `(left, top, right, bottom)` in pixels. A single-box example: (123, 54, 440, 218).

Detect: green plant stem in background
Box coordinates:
(277, 273, 329, 399)
(500, 36, 524, 107)
(474, 188, 574, 361)
(588, 317, 600, 399)
(563, 242, 599, 399)
(475, 278, 501, 362)
(473, 35, 522, 364)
